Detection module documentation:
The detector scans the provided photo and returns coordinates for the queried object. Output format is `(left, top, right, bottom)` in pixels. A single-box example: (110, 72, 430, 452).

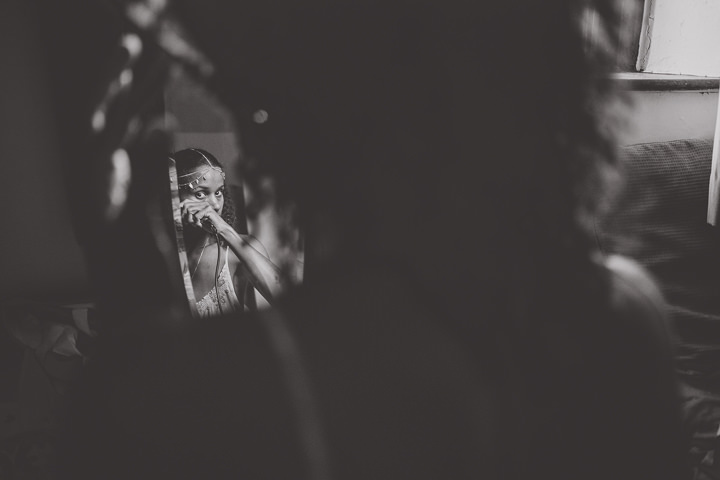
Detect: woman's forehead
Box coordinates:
(189, 168, 225, 189)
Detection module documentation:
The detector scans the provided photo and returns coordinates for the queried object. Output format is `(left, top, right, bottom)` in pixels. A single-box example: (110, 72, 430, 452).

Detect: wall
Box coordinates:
(619, 90, 718, 145)
(639, 0, 720, 76)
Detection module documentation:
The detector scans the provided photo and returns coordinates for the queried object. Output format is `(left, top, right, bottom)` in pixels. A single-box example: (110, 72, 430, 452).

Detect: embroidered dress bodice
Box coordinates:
(196, 246, 243, 318)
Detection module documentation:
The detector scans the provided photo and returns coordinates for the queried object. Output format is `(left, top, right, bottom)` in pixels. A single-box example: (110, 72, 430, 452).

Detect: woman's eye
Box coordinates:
(215, 190, 223, 197)
(194, 192, 206, 199)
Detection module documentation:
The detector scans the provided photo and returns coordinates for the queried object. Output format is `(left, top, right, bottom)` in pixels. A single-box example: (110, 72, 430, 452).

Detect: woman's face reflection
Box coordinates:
(179, 168, 226, 223)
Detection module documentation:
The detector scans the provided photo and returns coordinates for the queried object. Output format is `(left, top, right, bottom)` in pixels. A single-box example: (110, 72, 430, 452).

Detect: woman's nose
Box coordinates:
(208, 196, 220, 210)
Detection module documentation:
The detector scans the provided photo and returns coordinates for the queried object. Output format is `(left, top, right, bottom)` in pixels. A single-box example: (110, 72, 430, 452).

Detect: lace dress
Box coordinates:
(195, 246, 244, 318)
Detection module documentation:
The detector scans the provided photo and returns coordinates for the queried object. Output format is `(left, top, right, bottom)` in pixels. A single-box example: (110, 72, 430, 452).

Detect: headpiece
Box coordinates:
(174, 149, 225, 189)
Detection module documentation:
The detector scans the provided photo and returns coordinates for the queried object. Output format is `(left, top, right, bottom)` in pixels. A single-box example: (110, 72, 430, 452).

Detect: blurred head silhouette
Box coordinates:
(173, 0, 636, 320)
(32, 1, 679, 480)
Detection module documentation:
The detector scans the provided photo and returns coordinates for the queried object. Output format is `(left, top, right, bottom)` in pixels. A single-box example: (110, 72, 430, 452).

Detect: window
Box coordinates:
(637, 0, 720, 77)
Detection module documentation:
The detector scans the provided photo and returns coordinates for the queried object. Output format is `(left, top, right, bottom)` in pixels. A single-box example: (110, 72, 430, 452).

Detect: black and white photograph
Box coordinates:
(1, 0, 718, 478)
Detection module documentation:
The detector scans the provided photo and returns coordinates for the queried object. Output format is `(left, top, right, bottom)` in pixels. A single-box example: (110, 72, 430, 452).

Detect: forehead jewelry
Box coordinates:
(175, 149, 226, 189)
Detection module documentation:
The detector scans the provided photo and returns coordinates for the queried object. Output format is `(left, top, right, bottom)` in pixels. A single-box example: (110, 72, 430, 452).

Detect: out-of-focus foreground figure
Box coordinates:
(21, 0, 689, 479)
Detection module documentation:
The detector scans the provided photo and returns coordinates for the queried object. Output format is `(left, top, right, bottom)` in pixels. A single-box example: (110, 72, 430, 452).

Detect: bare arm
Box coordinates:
(216, 224, 289, 305)
(181, 198, 290, 305)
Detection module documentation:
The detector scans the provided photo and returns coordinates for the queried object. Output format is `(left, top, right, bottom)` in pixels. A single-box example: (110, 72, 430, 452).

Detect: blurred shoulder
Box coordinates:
(602, 254, 671, 342)
(604, 254, 664, 306)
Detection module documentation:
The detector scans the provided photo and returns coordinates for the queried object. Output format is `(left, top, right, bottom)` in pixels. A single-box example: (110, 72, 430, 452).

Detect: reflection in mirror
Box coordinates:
(163, 67, 302, 317)
(167, 148, 296, 318)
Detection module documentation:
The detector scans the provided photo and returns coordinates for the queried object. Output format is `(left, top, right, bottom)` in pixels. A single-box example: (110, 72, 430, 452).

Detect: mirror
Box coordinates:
(167, 156, 199, 317)
(166, 146, 306, 318)
(166, 149, 265, 318)
(161, 63, 303, 318)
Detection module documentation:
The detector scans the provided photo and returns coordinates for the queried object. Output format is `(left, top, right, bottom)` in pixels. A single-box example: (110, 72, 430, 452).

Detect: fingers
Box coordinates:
(179, 199, 206, 209)
(196, 206, 219, 231)
(180, 199, 204, 221)
(185, 207, 205, 229)
(182, 207, 197, 227)
(180, 200, 198, 226)
(180, 201, 219, 230)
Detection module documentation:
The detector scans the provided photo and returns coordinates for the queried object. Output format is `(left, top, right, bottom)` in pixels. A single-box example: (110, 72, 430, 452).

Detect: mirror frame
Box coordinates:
(168, 156, 199, 317)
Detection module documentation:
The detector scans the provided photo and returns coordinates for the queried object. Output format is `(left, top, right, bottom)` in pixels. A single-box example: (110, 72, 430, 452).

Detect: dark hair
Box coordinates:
(178, 1, 670, 476)
(173, 147, 222, 172)
(200, 1, 634, 273)
(171, 147, 236, 228)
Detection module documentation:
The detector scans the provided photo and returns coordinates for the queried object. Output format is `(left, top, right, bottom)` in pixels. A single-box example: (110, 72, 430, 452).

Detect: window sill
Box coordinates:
(610, 72, 719, 92)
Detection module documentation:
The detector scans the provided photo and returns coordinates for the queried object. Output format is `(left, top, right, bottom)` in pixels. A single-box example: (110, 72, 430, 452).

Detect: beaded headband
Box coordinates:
(173, 149, 226, 189)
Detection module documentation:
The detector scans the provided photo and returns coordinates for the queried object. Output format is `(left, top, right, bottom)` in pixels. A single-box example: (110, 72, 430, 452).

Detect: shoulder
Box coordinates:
(605, 254, 663, 305)
(591, 256, 687, 480)
(601, 254, 673, 351)
(604, 254, 664, 313)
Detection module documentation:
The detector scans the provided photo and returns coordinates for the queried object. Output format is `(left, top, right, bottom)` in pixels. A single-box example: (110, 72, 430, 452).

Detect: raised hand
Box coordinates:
(180, 199, 227, 234)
